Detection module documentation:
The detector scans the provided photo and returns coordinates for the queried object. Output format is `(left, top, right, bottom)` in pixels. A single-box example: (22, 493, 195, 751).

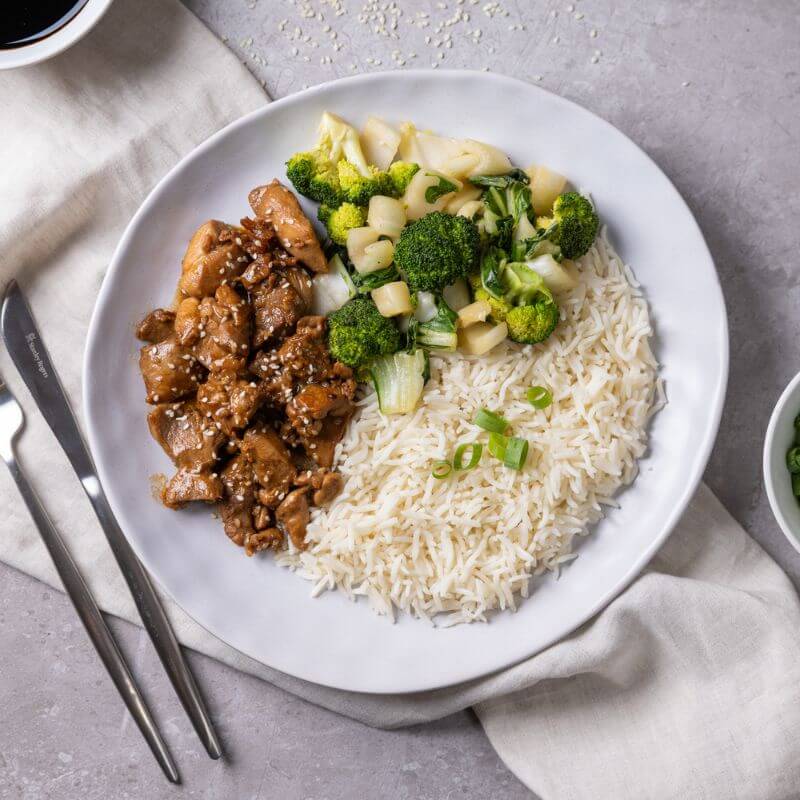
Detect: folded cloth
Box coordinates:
(3, 2, 800, 798)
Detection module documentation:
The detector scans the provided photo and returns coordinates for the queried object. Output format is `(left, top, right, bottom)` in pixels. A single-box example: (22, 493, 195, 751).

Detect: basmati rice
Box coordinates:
(277, 230, 661, 624)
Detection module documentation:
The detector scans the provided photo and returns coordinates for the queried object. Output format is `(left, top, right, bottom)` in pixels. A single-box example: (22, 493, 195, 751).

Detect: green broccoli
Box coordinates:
(394, 212, 480, 293)
(286, 152, 342, 207)
(327, 296, 401, 368)
(388, 161, 420, 196)
(506, 300, 560, 344)
(474, 285, 512, 323)
(318, 202, 367, 245)
(286, 111, 375, 206)
(468, 272, 511, 322)
(536, 192, 599, 260)
(337, 160, 394, 205)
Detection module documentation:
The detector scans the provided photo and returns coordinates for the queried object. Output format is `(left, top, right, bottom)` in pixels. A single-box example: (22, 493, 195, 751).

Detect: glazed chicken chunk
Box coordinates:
(136, 183, 351, 554)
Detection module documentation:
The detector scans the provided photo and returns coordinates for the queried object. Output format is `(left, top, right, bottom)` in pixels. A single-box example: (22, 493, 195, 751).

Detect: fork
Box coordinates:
(0, 374, 180, 784)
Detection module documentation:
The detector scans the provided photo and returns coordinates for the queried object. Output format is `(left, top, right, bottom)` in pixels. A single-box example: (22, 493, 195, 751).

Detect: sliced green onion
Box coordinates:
(787, 447, 800, 474)
(526, 385, 553, 409)
(792, 473, 800, 497)
(431, 460, 452, 479)
(454, 442, 483, 471)
(488, 432, 509, 460)
(474, 408, 509, 434)
(503, 437, 529, 470)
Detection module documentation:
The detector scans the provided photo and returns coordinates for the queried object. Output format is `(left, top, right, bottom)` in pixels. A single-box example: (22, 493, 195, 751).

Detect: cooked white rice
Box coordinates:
(277, 230, 662, 624)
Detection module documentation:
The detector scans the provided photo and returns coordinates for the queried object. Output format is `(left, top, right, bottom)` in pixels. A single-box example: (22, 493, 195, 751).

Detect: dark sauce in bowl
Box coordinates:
(1, 1, 90, 49)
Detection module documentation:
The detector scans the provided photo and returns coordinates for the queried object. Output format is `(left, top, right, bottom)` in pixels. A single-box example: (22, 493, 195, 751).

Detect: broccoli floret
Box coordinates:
(537, 192, 599, 260)
(286, 112, 375, 206)
(506, 300, 560, 344)
(469, 272, 511, 322)
(286, 152, 343, 207)
(318, 202, 367, 245)
(388, 161, 420, 196)
(395, 212, 480, 293)
(327, 296, 401, 368)
(337, 161, 394, 205)
(474, 285, 512, 323)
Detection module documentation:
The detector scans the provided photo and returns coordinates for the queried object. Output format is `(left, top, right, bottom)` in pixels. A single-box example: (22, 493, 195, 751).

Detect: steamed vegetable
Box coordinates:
(536, 192, 599, 260)
(372, 281, 413, 317)
(394, 211, 480, 293)
(311, 253, 357, 316)
(327, 296, 401, 367)
(505, 300, 560, 344)
(525, 164, 568, 216)
(370, 348, 428, 415)
(347, 226, 395, 274)
(368, 195, 406, 239)
(458, 320, 508, 355)
(361, 116, 401, 170)
(286, 111, 371, 206)
(318, 202, 367, 246)
(387, 161, 420, 195)
(403, 170, 462, 220)
(337, 159, 395, 205)
(410, 295, 458, 351)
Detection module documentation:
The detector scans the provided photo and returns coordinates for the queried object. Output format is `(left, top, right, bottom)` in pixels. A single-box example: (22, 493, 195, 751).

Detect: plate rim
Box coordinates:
(83, 69, 729, 694)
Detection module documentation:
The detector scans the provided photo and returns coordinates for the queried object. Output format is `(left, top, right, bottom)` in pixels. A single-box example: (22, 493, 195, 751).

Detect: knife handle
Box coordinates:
(4, 454, 180, 784)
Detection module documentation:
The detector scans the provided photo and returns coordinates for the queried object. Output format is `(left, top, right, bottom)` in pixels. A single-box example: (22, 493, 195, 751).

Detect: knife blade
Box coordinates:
(0, 279, 222, 761)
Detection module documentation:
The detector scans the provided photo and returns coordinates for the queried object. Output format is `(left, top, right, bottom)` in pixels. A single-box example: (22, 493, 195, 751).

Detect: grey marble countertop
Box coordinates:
(2, 0, 799, 798)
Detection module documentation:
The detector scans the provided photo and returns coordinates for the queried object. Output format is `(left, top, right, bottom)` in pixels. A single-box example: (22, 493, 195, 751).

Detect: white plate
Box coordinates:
(83, 71, 728, 694)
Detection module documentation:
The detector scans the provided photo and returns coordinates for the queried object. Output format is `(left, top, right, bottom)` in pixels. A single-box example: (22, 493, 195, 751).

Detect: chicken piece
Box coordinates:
(275, 487, 311, 549)
(139, 337, 204, 404)
(295, 468, 345, 505)
(312, 470, 344, 506)
(285, 267, 314, 310)
(179, 220, 249, 298)
(287, 383, 354, 435)
(147, 402, 223, 471)
(174, 297, 201, 346)
(136, 309, 175, 344)
(195, 284, 252, 373)
(240, 426, 295, 507)
(249, 180, 327, 273)
(238, 256, 273, 290)
(245, 528, 283, 556)
(306, 414, 351, 469)
(250, 269, 310, 347)
(220, 454, 256, 547)
(196, 371, 264, 436)
(164, 469, 223, 508)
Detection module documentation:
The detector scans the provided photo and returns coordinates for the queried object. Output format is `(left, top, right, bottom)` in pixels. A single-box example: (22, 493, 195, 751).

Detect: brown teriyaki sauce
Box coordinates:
(1, 1, 90, 49)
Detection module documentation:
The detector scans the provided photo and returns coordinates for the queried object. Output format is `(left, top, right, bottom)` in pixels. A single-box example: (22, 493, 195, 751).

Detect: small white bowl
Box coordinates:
(0, 0, 114, 70)
(764, 370, 800, 554)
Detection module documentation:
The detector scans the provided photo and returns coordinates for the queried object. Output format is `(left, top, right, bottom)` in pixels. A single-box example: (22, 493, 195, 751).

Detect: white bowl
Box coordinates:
(764, 371, 800, 554)
(0, 0, 114, 70)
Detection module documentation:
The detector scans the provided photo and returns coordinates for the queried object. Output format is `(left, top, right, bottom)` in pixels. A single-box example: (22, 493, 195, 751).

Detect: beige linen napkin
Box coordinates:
(3, 2, 800, 798)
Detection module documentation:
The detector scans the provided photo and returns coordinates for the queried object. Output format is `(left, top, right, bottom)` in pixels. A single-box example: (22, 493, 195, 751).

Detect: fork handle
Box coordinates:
(85, 484, 223, 761)
(4, 455, 180, 784)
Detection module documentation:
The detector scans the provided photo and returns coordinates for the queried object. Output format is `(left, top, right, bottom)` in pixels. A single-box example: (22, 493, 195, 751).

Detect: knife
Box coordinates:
(0, 280, 223, 762)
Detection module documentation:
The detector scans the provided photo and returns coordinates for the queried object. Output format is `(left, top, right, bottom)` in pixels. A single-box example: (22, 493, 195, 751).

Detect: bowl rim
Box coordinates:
(0, 0, 115, 70)
(763, 370, 800, 555)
